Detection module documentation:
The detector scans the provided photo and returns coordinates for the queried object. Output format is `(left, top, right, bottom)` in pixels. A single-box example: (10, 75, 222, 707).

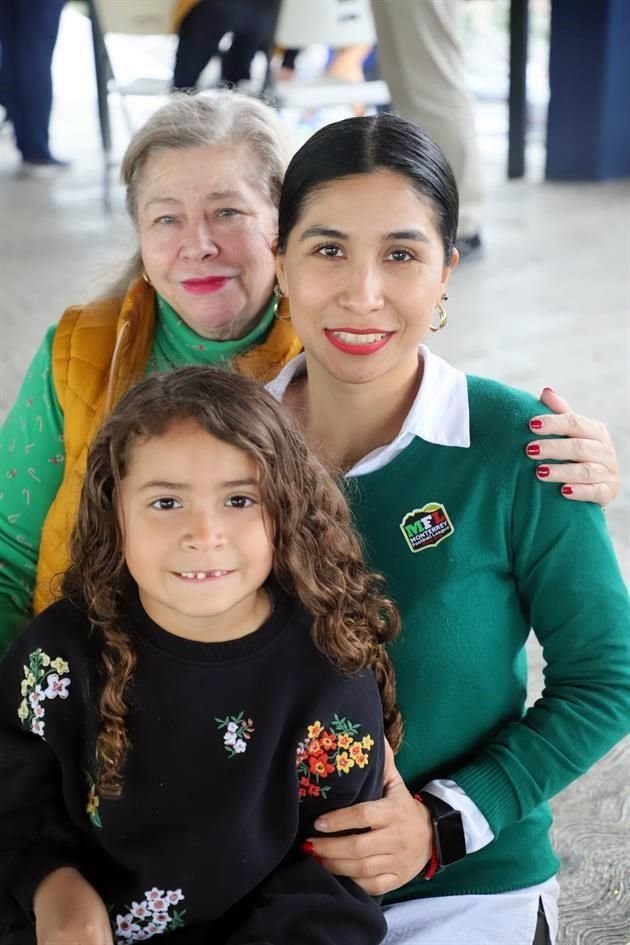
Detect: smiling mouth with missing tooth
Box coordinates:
(175, 570, 233, 581)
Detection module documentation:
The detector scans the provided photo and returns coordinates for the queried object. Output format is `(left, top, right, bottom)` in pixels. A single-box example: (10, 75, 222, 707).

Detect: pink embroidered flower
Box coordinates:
(151, 912, 169, 926)
(166, 888, 184, 905)
(130, 901, 151, 919)
(31, 720, 44, 737)
(144, 888, 165, 903)
(115, 914, 141, 939)
(147, 897, 169, 913)
(44, 673, 70, 699)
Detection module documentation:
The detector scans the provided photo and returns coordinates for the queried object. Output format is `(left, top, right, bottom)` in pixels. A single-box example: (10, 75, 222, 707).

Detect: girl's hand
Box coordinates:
(33, 867, 113, 945)
(527, 388, 619, 506)
(305, 741, 432, 896)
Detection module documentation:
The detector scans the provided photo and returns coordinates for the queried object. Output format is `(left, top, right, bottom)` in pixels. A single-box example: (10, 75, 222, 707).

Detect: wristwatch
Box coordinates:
(417, 791, 466, 874)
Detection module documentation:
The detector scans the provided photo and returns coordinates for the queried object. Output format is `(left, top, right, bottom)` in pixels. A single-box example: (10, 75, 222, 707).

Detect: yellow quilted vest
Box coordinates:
(33, 278, 301, 613)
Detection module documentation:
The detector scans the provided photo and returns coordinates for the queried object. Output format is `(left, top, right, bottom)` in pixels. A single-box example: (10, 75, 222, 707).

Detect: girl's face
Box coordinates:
(138, 144, 277, 341)
(118, 420, 274, 642)
(276, 170, 458, 388)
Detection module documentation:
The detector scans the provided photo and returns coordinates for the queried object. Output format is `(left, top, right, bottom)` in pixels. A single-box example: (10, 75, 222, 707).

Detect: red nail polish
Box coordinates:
(561, 486, 573, 496)
(537, 466, 550, 478)
(526, 444, 541, 456)
(301, 841, 314, 854)
(530, 419, 543, 430)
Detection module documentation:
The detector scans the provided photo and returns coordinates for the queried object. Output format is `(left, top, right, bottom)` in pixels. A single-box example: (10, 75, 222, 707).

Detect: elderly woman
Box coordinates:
(0, 93, 301, 647)
(0, 93, 620, 653)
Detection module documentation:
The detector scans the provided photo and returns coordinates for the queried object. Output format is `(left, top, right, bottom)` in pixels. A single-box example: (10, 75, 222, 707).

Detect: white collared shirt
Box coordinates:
(267, 346, 559, 944)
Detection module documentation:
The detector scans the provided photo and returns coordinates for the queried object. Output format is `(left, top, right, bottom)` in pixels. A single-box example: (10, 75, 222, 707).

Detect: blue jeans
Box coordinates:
(0, 0, 65, 160)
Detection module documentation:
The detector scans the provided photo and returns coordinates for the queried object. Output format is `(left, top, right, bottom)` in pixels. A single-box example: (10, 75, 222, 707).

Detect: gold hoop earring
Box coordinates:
(273, 284, 291, 321)
(142, 271, 152, 286)
(430, 302, 448, 333)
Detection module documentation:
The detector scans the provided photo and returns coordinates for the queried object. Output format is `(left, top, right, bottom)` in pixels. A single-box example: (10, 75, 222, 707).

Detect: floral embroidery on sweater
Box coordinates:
(296, 716, 374, 801)
(85, 769, 102, 828)
(17, 648, 70, 738)
(215, 712, 255, 757)
(113, 887, 186, 942)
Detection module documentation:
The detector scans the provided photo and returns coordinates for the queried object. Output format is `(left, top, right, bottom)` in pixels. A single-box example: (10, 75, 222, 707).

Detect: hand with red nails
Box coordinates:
(305, 740, 432, 896)
(526, 388, 619, 506)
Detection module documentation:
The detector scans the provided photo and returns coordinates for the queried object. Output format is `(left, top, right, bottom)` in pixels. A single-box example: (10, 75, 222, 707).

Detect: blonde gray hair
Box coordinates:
(110, 92, 292, 297)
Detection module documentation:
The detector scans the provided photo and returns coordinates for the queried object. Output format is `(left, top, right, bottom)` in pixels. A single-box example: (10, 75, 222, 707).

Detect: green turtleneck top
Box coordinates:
(0, 294, 275, 649)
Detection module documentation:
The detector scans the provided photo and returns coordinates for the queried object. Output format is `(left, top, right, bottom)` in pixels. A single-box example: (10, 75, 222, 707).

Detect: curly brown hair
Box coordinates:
(63, 366, 402, 798)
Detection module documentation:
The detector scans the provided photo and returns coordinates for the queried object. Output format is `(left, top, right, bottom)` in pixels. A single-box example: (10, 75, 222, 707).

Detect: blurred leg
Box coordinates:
(11, 0, 65, 160)
(173, 0, 228, 89)
(371, 0, 482, 238)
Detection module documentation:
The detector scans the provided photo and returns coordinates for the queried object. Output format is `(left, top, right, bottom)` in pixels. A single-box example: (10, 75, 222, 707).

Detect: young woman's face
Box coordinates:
(276, 170, 458, 387)
(138, 145, 277, 341)
(118, 420, 274, 642)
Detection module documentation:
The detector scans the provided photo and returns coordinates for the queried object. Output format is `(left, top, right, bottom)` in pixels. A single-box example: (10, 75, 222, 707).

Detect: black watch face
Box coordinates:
(435, 811, 466, 866)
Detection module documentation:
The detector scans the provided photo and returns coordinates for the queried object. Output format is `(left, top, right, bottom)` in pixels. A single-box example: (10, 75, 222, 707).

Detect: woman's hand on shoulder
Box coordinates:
(527, 388, 619, 507)
(34, 867, 113, 945)
(303, 741, 432, 896)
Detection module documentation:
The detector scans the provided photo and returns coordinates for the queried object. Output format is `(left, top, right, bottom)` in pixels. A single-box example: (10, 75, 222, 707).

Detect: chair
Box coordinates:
(266, 0, 390, 111)
(87, 0, 177, 207)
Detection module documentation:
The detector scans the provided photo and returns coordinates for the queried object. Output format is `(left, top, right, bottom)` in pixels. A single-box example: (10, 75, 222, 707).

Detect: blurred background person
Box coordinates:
(171, 0, 276, 90)
(370, 0, 483, 259)
(0, 0, 67, 175)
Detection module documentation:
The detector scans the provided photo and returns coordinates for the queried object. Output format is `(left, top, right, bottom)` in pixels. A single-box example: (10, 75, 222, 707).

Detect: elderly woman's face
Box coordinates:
(138, 144, 277, 340)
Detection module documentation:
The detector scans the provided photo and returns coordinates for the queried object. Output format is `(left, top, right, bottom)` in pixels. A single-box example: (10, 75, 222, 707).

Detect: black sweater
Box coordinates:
(0, 588, 386, 944)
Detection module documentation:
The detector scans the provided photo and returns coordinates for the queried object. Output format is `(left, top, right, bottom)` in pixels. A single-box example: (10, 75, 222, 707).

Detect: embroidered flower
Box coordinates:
(215, 712, 255, 758)
(44, 673, 70, 699)
(144, 888, 165, 903)
(18, 650, 71, 739)
(130, 901, 151, 920)
(297, 715, 374, 802)
(336, 751, 354, 774)
(115, 914, 140, 939)
(307, 721, 323, 739)
(113, 889, 187, 942)
(84, 770, 103, 828)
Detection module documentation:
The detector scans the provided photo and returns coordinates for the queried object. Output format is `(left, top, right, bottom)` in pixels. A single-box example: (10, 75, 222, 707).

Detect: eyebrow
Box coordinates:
(144, 189, 245, 210)
(299, 225, 430, 244)
(139, 478, 259, 491)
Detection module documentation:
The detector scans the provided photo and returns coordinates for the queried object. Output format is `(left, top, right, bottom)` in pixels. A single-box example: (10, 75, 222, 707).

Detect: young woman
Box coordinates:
(269, 113, 630, 945)
(0, 366, 402, 945)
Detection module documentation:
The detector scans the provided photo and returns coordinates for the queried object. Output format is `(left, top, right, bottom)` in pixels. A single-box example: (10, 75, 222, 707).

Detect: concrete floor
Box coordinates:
(0, 7, 628, 944)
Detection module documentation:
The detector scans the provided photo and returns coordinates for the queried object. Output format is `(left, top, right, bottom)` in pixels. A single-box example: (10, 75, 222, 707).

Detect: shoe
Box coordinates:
(18, 156, 70, 179)
(455, 232, 483, 262)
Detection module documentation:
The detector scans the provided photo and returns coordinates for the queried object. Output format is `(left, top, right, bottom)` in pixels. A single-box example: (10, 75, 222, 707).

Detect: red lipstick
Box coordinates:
(181, 276, 231, 295)
(325, 328, 393, 356)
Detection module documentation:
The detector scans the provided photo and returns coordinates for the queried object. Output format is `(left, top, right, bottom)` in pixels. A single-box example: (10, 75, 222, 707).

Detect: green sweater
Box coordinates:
(0, 297, 275, 649)
(346, 376, 630, 903)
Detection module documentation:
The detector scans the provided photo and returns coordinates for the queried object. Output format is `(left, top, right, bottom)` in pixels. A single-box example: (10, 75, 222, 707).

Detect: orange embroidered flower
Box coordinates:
(320, 733, 337, 751)
(308, 738, 323, 756)
(354, 751, 369, 769)
(309, 755, 335, 778)
(337, 733, 353, 750)
(349, 742, 364, 760)
(308, 784, 321, 798)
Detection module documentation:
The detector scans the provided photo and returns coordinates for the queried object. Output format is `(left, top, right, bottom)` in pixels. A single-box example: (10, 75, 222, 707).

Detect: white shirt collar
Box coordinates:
(266, 345, 470, 476)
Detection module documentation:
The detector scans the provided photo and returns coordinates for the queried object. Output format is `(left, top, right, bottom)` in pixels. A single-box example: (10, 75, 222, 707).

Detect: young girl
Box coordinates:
(0, 366, 402, 945)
